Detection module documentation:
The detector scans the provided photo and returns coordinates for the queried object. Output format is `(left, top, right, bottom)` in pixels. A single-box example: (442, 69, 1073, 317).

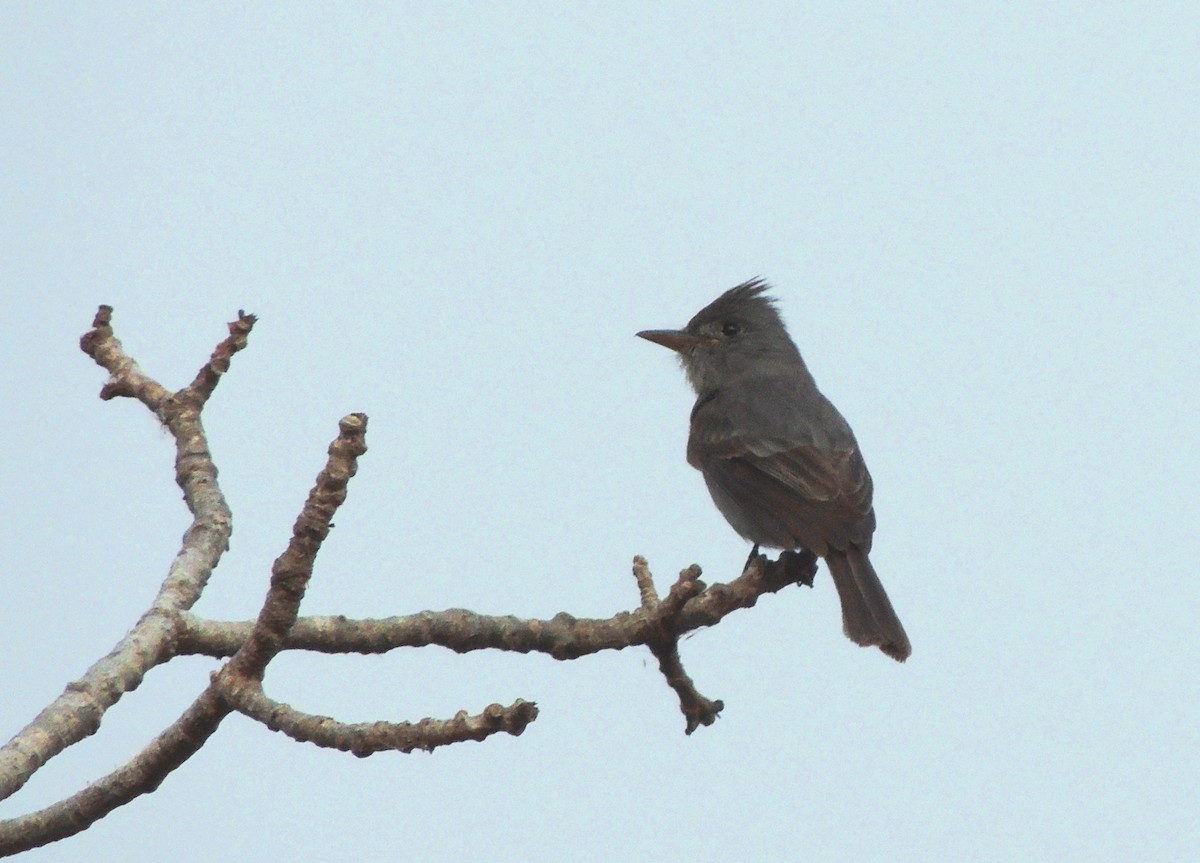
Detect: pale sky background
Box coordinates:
(2, 3, 1198, 861)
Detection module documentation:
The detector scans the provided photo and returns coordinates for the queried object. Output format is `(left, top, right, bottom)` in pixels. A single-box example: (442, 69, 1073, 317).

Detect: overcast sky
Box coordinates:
(2, 3, 1197, 861)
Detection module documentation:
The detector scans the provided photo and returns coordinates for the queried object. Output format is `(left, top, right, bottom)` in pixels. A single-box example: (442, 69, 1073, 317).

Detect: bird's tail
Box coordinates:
(824, 548, 911, 662)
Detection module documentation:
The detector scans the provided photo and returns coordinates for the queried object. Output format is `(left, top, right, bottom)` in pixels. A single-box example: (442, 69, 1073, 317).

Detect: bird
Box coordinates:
(637, 278, 911, 661)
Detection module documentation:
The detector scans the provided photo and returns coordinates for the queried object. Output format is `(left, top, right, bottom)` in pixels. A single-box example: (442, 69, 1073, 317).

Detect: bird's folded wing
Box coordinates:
(687, 382, 874, 514)
(690, 427, 873, 512)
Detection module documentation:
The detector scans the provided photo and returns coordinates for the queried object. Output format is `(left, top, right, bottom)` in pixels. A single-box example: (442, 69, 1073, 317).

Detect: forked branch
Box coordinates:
(0, 306, 817, 856)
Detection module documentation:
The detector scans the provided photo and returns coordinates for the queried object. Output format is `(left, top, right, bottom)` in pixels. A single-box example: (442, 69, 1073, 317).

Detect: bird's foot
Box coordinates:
(779, 548, 818, 588)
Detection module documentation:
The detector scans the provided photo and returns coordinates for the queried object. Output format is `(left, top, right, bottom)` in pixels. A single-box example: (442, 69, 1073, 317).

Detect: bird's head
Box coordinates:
(637, 278, 801, 393)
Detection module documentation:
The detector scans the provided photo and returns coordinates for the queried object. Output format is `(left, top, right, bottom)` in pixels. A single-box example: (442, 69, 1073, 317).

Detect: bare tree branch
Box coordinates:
(221, 412, 368, 680)
(637, 562, 725, 733)
(174, 551, 819, 733)
(0, 690, 234, 855)
(0, 307, 255, 855)
(175, 551, 817, 664)
(0, 409, 378, 854)
(185, 310, 257, 405)
(207, 414, 542, 754)
(0, 305, 821, 855)
(221, 676, 538, 755)
(0, 308, 249, 805)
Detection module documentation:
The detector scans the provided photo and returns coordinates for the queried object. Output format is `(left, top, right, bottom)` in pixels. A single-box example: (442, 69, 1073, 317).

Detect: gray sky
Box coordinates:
(2, 3, 1197, 861)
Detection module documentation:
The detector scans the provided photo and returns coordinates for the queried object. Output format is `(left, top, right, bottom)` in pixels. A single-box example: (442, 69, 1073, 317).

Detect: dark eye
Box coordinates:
(721, 322, 740, 337)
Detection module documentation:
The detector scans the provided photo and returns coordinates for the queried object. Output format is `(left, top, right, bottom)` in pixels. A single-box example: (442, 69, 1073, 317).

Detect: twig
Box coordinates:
(221, 676, 538, 755)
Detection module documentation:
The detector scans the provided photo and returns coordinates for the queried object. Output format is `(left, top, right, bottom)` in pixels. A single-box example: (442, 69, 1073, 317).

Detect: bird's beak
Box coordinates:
(636, 329, 706, 353)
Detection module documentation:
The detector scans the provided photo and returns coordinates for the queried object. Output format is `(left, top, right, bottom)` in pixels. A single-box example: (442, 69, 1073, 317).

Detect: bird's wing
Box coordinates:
(691, 429, 870, 508)
(687, 383, 874, 516)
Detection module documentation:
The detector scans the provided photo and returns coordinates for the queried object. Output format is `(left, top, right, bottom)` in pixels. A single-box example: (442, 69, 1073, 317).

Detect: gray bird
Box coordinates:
(638, 278, 911, 661)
